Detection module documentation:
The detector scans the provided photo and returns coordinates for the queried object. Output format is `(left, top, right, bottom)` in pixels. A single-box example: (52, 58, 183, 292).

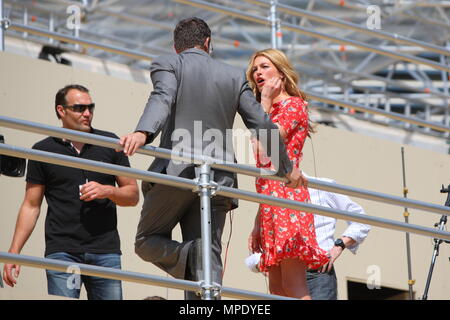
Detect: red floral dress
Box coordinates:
(254, 96, 329, 272)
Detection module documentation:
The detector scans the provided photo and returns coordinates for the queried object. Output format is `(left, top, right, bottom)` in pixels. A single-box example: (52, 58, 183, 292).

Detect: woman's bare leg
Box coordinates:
(280, 258, 311, 300)
(268, 264, 286, 297)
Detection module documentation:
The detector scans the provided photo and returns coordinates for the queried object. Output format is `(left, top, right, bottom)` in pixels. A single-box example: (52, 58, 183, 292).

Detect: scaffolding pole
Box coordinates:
(173, 0, 450, 72)
(8, 22, 156, 61)
(401, 147, 415, 300)
(269, 0, 277, 49)
(246, 0, 450, 56)
(0, 0, 4, 51)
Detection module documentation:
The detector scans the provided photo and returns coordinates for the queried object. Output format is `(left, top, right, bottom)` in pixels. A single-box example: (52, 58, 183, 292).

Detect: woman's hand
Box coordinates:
(261, 77, 283, 113)
(248, 225, 262, 253)
(261, 77, 283, 101)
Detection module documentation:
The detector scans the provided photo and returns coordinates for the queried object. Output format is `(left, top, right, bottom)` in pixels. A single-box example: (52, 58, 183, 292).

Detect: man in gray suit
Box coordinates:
(120, 17, 303, 299)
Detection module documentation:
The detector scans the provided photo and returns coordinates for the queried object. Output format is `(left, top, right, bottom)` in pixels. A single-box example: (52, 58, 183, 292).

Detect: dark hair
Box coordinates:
(54, 84, 89, 119)
(174, 17, 211, 53)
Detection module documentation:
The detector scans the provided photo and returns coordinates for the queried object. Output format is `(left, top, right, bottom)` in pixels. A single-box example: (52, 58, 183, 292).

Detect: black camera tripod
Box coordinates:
(421, 184, 450, 300)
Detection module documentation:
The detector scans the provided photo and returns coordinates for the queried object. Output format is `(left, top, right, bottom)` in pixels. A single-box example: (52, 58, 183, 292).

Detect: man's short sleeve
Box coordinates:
(115, 150, 131, 168)
(26, 144, 46, 185)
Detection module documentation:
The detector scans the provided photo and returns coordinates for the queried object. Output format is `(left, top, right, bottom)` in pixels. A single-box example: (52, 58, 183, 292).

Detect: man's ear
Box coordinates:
(56, 105, 65, 118)
(204, 37, 211, 52)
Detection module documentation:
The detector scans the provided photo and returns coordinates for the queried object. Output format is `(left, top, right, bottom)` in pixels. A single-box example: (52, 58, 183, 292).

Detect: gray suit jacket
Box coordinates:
(136, 48, 292, 207)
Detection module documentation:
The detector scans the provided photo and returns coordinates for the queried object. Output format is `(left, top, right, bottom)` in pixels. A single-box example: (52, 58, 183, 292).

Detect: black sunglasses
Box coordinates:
(62, 103, 95, 113)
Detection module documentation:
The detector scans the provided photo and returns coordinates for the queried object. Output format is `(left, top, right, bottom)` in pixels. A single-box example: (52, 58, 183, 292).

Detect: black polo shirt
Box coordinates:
(26, 128, 130, 256)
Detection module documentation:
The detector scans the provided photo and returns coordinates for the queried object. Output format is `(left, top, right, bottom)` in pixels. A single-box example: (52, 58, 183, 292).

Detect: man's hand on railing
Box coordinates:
(3, 263, 20, 287)
(118, 131, 147, 156)
(285, 166, 308, 189)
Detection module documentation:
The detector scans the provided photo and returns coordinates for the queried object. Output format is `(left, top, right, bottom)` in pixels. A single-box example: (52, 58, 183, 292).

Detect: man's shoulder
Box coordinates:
(91, 128, 119, 139)
(152, 52, 180, 66)
(32, 136, 57, 150)
(155, 50, 244, 76)
(213, 59, 243, 74)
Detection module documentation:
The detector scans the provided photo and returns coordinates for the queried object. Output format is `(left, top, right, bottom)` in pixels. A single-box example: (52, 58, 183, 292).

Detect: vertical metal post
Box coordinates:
(440, 52, 450, 140)
(344, 85, 350, 114)
(364, 89, 370, 119)
(74, 27, 80, 51)
(198, 163, 215, 300)
(441, 50, 449, 96)
(404, 102, 411, 129)
(23, 6, 28, 38)
(49, 12, 54, 44)
(0, 0, 4, 51)
(385, 98, 391, 124)
(401, 147, 415, 300)
(270, 0, 278, 49)
(424, 105, 430, 134)
(276, 15, 282, 49)
(444, 108, 450, 141)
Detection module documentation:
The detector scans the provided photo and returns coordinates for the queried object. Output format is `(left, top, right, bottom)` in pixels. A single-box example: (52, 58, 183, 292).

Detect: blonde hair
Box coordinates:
(246, 48, 315, 134)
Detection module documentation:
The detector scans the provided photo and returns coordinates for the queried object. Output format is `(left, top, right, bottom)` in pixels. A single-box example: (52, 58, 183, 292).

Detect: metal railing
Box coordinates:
(1, 115, 449, 216)
(0, 0, 4, 51)
(1, 116, 450, 300)
(1, 142, 449, 240)
(0, 252, 294, 300)
(8, 22, 156, 61)
(305, 92, 450, 134)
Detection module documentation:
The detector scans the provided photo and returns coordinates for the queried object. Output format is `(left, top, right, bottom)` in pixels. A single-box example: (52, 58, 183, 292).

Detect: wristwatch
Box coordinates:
(334, 238, 346, 250)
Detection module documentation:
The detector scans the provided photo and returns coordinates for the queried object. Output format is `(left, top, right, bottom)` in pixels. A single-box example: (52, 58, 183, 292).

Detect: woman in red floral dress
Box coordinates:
(246, 49, 329, 299)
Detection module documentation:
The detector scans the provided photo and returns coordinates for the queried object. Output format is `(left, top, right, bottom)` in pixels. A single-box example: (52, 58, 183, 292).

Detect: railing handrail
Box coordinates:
(305, 92, 450, 133)
(1, 115, 449, 217)
(8, 23, 156, 62)
(2, 116, 450, 300)
(0, 252, 294, 300)
(1, 143, 450, 242)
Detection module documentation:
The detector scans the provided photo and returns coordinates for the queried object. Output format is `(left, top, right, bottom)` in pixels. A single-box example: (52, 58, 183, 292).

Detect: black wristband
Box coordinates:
(334, 238, 346, 250)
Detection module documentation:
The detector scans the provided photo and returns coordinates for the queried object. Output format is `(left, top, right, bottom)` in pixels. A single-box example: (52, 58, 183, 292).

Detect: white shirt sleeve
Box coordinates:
(327, 192, 371, 254)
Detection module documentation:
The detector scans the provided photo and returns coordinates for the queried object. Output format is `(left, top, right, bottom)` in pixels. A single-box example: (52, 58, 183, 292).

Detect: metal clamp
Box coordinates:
(193, 165, 218, 196)
(199, 281, 222, 299)
(193, 178, 219, 196)
(1, 18, 11, 30)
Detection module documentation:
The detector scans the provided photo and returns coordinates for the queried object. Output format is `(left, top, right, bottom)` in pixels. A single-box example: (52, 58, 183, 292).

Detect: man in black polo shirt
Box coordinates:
(2, 84, 139, 300)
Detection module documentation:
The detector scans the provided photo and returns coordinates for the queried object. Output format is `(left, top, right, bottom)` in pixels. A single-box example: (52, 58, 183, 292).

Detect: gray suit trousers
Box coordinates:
(134, 182, 231, 299)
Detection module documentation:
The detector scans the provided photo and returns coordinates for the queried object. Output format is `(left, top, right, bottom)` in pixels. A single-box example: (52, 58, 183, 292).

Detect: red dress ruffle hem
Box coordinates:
(254, 96, 329, 272)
